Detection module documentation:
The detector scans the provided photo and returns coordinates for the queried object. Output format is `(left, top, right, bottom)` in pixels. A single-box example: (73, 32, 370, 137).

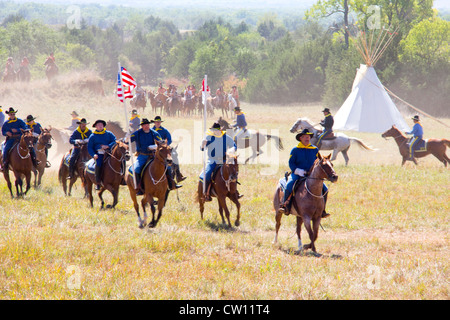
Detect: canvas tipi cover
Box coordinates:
(333, 64, 410, 133)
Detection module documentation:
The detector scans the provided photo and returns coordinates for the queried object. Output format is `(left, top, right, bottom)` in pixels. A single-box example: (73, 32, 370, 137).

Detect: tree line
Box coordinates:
(0, 0, 448, 116)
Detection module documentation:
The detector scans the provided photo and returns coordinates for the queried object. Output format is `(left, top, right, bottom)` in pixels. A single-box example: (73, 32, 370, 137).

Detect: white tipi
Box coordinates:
(333, 28, 410, 133)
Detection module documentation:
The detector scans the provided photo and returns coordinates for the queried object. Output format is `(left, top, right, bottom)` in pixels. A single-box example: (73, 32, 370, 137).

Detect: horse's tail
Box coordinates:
(58, 156, 65, 183)
(350, 137, 376, 151)
(266, 134, 284, 150)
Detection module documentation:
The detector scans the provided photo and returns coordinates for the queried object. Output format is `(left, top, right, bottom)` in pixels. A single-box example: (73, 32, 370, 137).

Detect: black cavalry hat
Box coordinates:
(5, 107, 18, 114)
(412, 115, 420, 121)
(153, 116, 164, 122)
(26, 115, 36, 122)
(92, 119, 106, 127)
(140, 118, 152, 126)
(322, 107, 330, 113)
(209, 122, 221, 130)
(77, 118, 89, 125)
(71, 111, 79, 116)
(296, 128, 314, 141)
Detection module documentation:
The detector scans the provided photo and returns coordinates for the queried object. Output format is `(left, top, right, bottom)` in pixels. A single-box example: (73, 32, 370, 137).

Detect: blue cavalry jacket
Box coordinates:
(202, 130, 236, 164)
(70, 127, 92, 145)
(87, 129, 117, 157)
(2, 117, 28, 137)
(130, 128, 162, 154)
(289, 142, 319, 173)
(407, 123, 423, 140)
(153, 126, 172, 145)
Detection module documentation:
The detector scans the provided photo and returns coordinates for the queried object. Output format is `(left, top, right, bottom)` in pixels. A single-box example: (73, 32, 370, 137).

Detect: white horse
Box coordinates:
(290, 118, 375, 166)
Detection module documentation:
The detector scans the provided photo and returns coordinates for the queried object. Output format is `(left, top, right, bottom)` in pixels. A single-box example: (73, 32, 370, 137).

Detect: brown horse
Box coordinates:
(197, 152, 241, 228)
(181, 95, 198, 116)
(33, 128, 52, 187)
(130, 91, 147, 113)
(58, 142, 91, 196)
(149, 92, 168, 115)
(273, 153, 338, 254)
(1, 130, 35, 197)
(84, 141, 129, 209)
(44, 57, 58, 81)
(381, 125, 450, 166)
(126, 140, 172, 228)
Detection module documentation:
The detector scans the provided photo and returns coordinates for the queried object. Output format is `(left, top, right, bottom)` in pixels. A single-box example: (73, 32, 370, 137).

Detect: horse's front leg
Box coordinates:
(228, 193, 241, 227)
(217, 195, 231, 228)
(24, 171, 32, 195)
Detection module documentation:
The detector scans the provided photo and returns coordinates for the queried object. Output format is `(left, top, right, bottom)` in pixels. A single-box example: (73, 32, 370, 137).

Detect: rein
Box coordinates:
(148, 149, 168, 185)
(106, 146, 126, 175)
(304, 161, 331, 198)
(17, 141, 31, 160)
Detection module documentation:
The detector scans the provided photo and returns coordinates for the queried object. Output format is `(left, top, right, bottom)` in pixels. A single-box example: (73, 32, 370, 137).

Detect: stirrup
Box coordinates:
(322, 211, 330, 218)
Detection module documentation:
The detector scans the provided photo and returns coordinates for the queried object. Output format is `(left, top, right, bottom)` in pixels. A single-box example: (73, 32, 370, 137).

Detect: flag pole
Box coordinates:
(202, 74, 207, 195)
(118, 62, 137, 189)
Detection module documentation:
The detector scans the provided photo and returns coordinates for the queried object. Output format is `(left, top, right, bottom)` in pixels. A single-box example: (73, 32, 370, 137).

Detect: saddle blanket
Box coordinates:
(63, 153, 70, 167)
(413, 139, 427, 152)
(85, 158, 96, 174)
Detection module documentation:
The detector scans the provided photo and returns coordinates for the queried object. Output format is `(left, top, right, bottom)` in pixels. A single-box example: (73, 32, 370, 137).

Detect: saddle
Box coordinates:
(278, 172, 307, 205)
(317, 130, 336, 140)
(410, 139, 427, 152)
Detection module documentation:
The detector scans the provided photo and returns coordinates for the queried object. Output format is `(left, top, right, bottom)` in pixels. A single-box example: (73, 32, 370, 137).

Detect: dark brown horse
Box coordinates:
(1, 130, 35, 197)
(381, 125, 450, 166)
(148, 92, 168, 115)
(126, 140, 172, 228)
(44, 57, 58, 81)
(130, 91, 147, 113)
(84, 141, 129, 209)
(197, 151, 241, 228)
(273, 153, 338, 254)
(58, 142, 91, 196)
(33, 128, 52, 187)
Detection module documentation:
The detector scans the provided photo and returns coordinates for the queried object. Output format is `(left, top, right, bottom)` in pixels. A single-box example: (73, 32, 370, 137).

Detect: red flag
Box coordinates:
(202, 77, 210, 105)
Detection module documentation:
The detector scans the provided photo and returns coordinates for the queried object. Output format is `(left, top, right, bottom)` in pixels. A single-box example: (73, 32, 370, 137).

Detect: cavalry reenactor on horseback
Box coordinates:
(232, 106, 247, 145)
(67, 118, 92, 180)
(67, 111, 81, 131)
(278, 128, 331, 218)
(200, 122, 237, 202)
(26, 115, 49, 168)
(405, 115, 424, 161)
(152, 115, 186, 185)
(87, 120, 117, 190)
(1, 108, 39, 171)
(316, 108, 334, 149)
(129, 109, 140, 133)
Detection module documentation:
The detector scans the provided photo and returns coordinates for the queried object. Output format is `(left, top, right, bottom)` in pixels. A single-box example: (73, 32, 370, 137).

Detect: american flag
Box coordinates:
(201, 77, 210, 106)
(117, 67, 137, 102)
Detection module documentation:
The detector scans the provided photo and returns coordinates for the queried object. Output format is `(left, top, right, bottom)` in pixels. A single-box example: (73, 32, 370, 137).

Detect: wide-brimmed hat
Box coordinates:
(92, 119, 106, 127)
(234, 107, 241, 112)
(140, 118, 152, 126)
(26, 115, 36, 122)
(412, 115, 420, 121)
(5, 107, 18, 114)
(131, 109, 138, 114)
(296, 129, 314, 141)
(153, 116, 164, 122)
(322, 108, 330, 113)
(71, 111, 79, 116)
(210, 122, 221, 130)
(77, 118, 89, 125)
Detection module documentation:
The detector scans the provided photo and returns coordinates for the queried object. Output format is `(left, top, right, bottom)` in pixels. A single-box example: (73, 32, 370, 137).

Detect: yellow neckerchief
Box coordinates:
(7, 117, 17, 123)
(296, 141, 317, 149)
(153, 126, 163, 131)
(415, 121, 422, 128)
(27, 121, 36, 129)
(73, 117, 81, 122)
(207, 129, 225, 138)
(94, 128, 106, 135)
(325, 114, 331, 117)
(130, 114, 140, 121)
(77, 126, 90, 139)
(0, 108, 2, 112)
(236, 112, 245, 116)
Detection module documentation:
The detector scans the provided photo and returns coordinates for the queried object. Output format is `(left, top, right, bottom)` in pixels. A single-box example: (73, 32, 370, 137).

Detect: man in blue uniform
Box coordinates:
(67, 111, 81, 131)
(26, 114, 47, 168)
(67, 118, 92, 179)
(278, 128, 330, 218)
(151, 115, 186, 184)
(232, 107, 247, 144)
(88, 119, 117, 190)
(1, 107, 31, 171)
(129, 109, 140, 133)
(200, 122, 237, 202)
(405, 115, 424, 161)
(316, 108, 334, 149)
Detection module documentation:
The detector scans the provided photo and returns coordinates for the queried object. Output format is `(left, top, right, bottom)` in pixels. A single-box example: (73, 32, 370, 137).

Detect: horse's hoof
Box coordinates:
(235, 220, 240, 227)
(106, 204, 112, 209)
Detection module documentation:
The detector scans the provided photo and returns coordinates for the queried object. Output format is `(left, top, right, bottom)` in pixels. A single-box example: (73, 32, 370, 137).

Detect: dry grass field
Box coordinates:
(0, 73, 448, 300)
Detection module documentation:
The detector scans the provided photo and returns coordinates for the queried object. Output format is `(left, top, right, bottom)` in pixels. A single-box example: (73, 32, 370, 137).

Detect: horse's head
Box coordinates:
(155, 139, 172, 165)
(20, 129, 35, 149)
(225, 148, 239, 182)
(113, 139, 129, 161)
(381, 125, 402, 139)
(39, 128, 53, 149)
(315, 153, 338, 183)
(217, 117, 230, 130)
(290, 118, 302, 133)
